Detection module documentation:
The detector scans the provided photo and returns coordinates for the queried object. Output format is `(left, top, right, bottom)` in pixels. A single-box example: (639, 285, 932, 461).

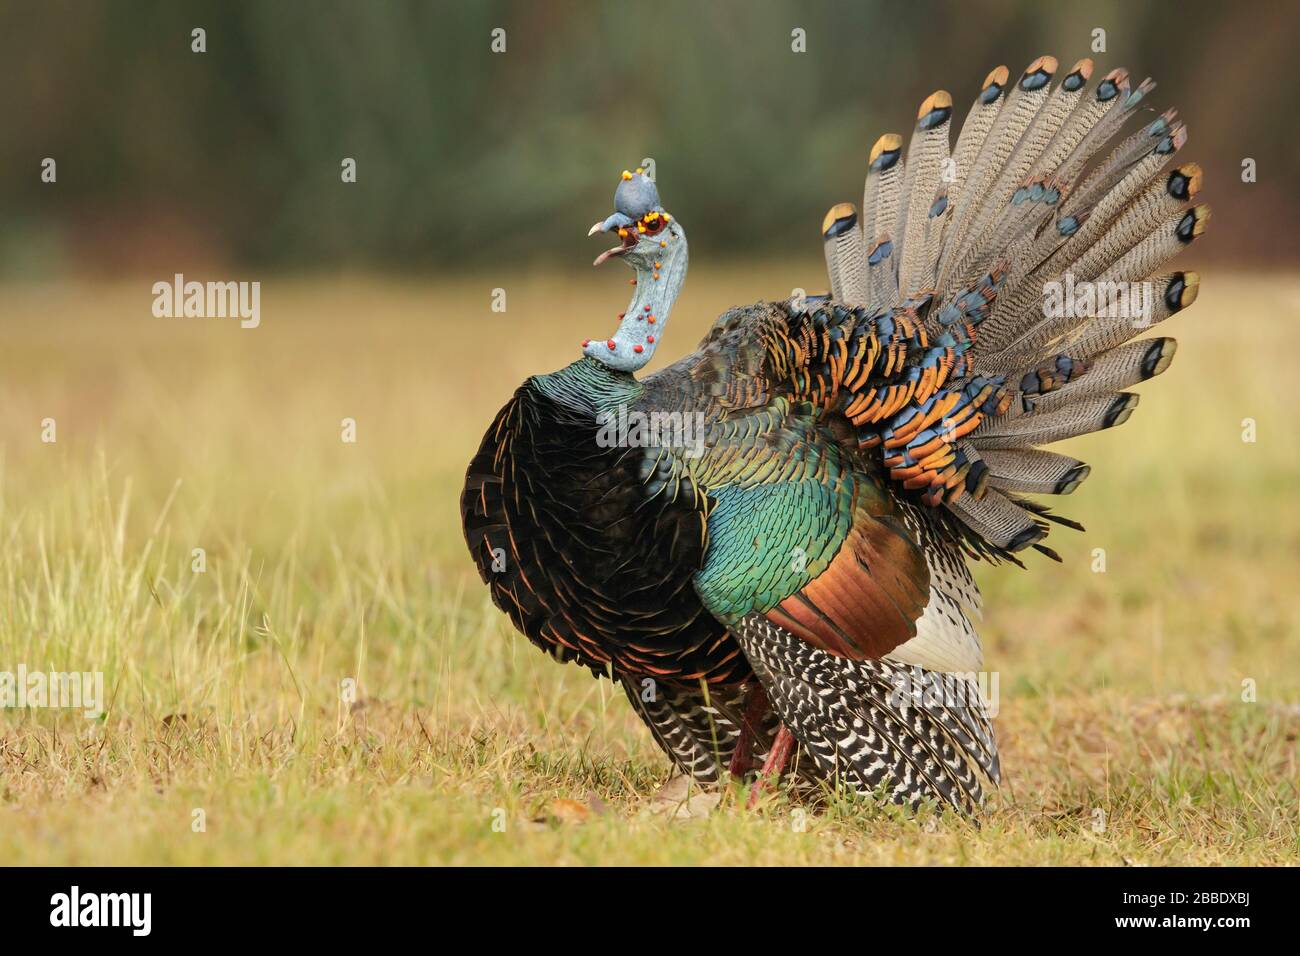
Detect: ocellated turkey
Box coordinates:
(461, 56, 1205, 814)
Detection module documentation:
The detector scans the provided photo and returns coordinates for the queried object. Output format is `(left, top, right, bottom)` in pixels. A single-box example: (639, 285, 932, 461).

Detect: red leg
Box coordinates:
(728, 683, 770, 779)
(746, 724, 795, 808)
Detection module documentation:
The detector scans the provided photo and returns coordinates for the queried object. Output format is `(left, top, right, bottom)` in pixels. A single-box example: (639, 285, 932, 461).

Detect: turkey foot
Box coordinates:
(746, 724, 795, 808)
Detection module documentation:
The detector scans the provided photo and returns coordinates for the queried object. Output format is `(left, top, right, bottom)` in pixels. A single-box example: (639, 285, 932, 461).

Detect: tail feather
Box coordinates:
(975, 391, 1140, 446)
(948, 486, 1048, 551)
(862, 134, 905, 310)
(980, 448, 1091, 496)
(1033, 338, 1176, 412)
(896, 91, 953, 295)
(946, 65, 1009, 224)
(821, 203, 870, 305)
(1066, 271, 1198, 358)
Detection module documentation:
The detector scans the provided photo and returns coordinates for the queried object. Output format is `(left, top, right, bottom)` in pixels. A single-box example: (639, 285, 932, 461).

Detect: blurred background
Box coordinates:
(2, 0, 1297, 277)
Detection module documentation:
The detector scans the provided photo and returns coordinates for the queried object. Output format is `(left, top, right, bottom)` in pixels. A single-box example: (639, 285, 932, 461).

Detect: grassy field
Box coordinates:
(1, 266, 1297, 865)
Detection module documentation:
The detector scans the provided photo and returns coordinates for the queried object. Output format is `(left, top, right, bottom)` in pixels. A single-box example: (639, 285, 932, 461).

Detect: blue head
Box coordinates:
(584, 168, 688, 372)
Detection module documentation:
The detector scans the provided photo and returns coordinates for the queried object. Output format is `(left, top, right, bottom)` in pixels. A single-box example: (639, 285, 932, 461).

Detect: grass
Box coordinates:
(1, 265, 1297, 865)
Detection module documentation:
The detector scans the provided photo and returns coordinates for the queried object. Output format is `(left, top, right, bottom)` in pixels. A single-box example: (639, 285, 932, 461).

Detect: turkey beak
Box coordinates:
(590, 213, 638, 266)
(592, 244, 623, 267)
(590, 220, 617, 266)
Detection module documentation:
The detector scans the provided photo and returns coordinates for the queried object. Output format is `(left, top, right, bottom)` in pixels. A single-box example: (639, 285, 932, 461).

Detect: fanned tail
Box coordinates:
(820, 55, 1206, 555)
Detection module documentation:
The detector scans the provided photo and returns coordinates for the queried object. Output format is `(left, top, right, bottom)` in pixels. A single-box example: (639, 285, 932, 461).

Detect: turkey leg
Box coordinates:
(727, 682, 770, 778)
(746, 724, 796, 808)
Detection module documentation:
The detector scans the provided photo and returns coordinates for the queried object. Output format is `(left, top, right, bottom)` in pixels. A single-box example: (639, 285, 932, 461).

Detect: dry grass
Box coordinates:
(1, 266, 1297, 865)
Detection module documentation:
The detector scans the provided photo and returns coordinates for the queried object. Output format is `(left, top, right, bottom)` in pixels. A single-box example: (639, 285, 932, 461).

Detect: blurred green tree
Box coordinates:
(0, 0, 1294, 274)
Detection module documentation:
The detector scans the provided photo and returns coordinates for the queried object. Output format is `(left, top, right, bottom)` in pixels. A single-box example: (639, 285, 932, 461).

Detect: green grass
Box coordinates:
(1, 267, 1297, 865)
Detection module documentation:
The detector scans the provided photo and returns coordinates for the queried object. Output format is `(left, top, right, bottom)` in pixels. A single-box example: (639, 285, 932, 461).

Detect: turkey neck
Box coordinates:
(534, 355, 644, 418)
(599, 227, 688, 372)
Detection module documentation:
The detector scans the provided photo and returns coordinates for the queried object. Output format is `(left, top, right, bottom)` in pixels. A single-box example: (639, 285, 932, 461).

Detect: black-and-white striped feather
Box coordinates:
(733, 615, 999, 814)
